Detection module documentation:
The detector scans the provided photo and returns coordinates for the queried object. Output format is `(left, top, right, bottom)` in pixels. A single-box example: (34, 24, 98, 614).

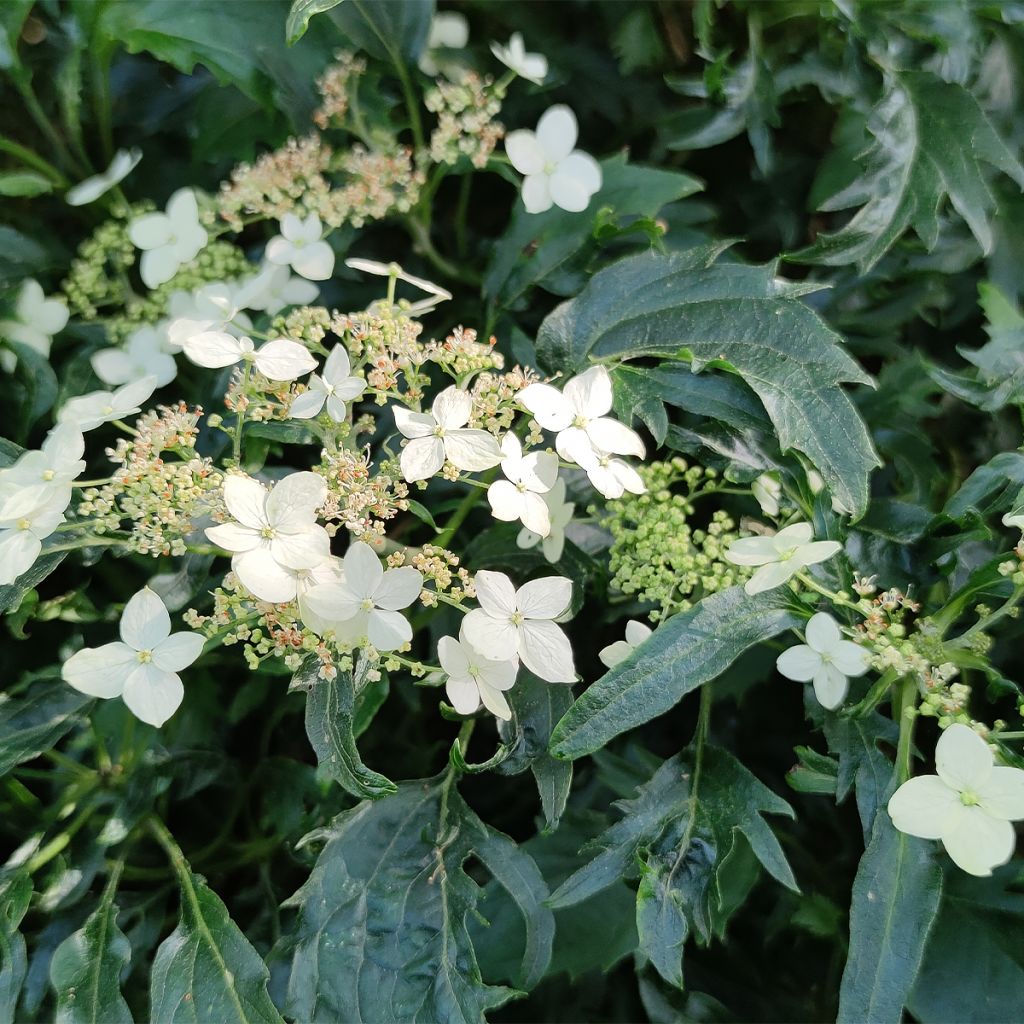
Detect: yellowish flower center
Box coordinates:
(137, 649, 153, 664)
(17, 518, 31, 530)
(960, 789, 980, 807)
(42, 469, 55, 481)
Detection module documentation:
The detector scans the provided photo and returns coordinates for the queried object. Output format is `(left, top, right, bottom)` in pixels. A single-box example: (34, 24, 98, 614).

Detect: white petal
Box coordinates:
(520, 451, 558, 493)
(323, 345, 352, 381)
(374, 566, 423, 610)
(624, 620, 652, 647)
(462, 608, 518, 661)
(445, 675, 481, 715)
(253, 339, 316, 381)
(166, 188, 199, 227)
(936, 724, 994, 793)
(266, 471, 326, 530)
(205, 522, 260, 553)
(90, 348, 134, 386)
(302, 582, 362, 625)
(393, 406, 436, 439)
(62, 642, 134, 698)
(550, 167, 596, 213)
(444, 429, 502, 472)
(343, 541, 385, 598)
(585, 462, 624, 500)
(120, 587, 171, 649)
(773, 522, 814, 549)
(978, 767, 1024, 820)
(794, 540, 843, 567)
(183, 330, 243, 368)
(555, 427, 598, 467)
(744, 560, 798, 595)
(233, 548, 297, 603)
(488, 480, 523, 523)
(325, 394, 349, 422)
(942, 808, 1016, 877)
(477, 680, 512, 720)
(264, 236, 294, 266)
(599, 640, 632, 669)
(432, 386, 473, 429)
(438, 636, 471, 678)
(367, 609, 412, 652)
(477, 656, 517, 691)
(517, 577, 571, 619)
(271, 527, 330, 570)
(609, 460, 645, 495)
(521, 174, 553, 214)
(776, 644, 820, 682)
(831, 640, 871, 677)
(519, 383, 572, 431)
(519, 492, 551, 536)
(0, 529, 42, 584)
(473, 570, 517, 617)
(121, 663, 184, 727)
(222, 475, 268, 529)
(805, 612, 841, 654)
(139, 247, 181, 289)
(812, 664, 848, 710)
(152, 631, 205, 672)
(291, 240, 335, 282)
(888, 776, 963, 840)
(724, 536, 780, 566)
(504, 130, 545, 176)
(290, 389, 327, 419)
(558, 151, 602, 194)
(586, 417, 645, 458)
(535, 105, 578, 163)
(128, 212, 171, 250)
(401, 437, 445, 482)
(518, 620, 576, 683)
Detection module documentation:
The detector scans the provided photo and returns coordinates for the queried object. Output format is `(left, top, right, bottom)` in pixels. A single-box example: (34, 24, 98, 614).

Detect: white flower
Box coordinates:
(0, 484, 70, 585)
(65, 147, 141, 206)
(265, 213, 334, 282)
(576, 448, 646, 500)
(752, 473, 782, 517)
(724, 522, 842, 596)
(235, 261, 319, 314)
(301, 541, 423, 652)
(61, 587, 204, 727)
(294, 555, 347, 635)
(167, 282, 253, 348)
(91, 324, 177, 388)
(345, 258, 453, 314)
(490, 33, 548, 85)
(419, 11, 469, 75)
(290, 346, 365, 422)
(518, 478, 574, 562)
(0, 279, 69, 370)
(519, 366, 644, 466)
(1002, 503, 1024, 532)
(205, 472, 330, 603)
(181, 332, 315, 382)
(775, 612, 869, 710)
(505, 105, 602, 214)
(599, 620, 652, 669)
(487, 434, 558, 536)
(393, 387, 502, 482)
(128, 189, 208, 289)
(439, 629, 517, 720)
(462, 570, 576, 683)
(888, 724, 1024, 876)
(58, 376, 158, 432)
(0, 423, 85, 491)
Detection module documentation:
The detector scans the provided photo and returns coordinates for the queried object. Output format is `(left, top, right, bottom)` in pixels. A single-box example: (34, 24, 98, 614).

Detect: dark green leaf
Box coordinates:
(326, 0, 433, 64)
(0, 172, 52, 197)
(0, 549, 67, 617)
(285, 0, 344, 44)
(550, 588, 798, 760)
(0, 873, 31, 1024)
(0, 680, 91, 779)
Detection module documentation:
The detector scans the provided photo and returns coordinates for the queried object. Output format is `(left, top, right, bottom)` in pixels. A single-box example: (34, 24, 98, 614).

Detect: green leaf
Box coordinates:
(7, 340, 59, 438)
(785, 746, 839, 795)
(535, 247, 879, 516)
(284, 777, 515, 1023)
(285, 0, 344, 44)
(50, 874, 132, 1024)
(550, 588, 798, 760)
(326, 0, 433, 64)
(943, 450, 1024, 524)
(0, 172, 52, 197)
(837, 809, 943, 1024)
(0, 872, 31, 1024)
(0, 549, 67, 617)
(0, 1, 33, 71)
(484, 154, 703, 308)
(0, 680, 91, 779)
(793, 72, 1024, 272)
(150, 869, 283, 1024)
(296, 656, 397, 800)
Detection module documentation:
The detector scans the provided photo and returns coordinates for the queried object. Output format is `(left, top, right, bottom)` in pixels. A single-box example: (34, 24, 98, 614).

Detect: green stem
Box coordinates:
(12, 75, 82, 174)
(44, 535, 131, 553)
(454, 173, 472, 260)
(666, 685, 712, 889)
(0, 135, 68, 186)
(893, 676, 918, 783)
(233, 362, 253, 462)
(90, 48, 115, 163)
(435, 472, 495, 548)
(794, 571, 863, 614)
(26, 798, 98, 873)
(405, 216, 478, 284)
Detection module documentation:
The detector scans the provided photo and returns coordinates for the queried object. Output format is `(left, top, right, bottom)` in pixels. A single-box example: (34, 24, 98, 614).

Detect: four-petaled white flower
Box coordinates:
(205, 472, 330, 603)
(419, 11, 469, 76)
(167, 282, 252, 348)
(66, 147, 142, 206)
(265, 213, 335, 282)
(58, 376, 158, 432)
(462, 570, 576, 683)
(775, 612, 869, 710)
(61, 587, 204, 727)
(345, 258, 453, 314)
(91, 324, 177, 388)
(0, 279, 69, 371)
(235, 261, 319, 315)
(302, 541, 423, 652)
(393, 386, 502, 482)
(0, 483, 70, 585)
(490, 33, 548, 85)
(290, 346, 365, 422)
(1, 423, 85, 492)
(128, 189, 208, 289)
(439, 629, 517, 720)
(888, 723, 1024, 877)
(752, 473, 782, 517)
(520, 366, 644, 467)
(518, 477, 574, 562)
(505, 105, 602, 214)
(724, 522, 842, 596)
(599, 619, 652, 669)
(576, 448, 646, 500)
(487, 434, 558, 536)
(181, 331, 315, 382)
(294, 555, 347, 636)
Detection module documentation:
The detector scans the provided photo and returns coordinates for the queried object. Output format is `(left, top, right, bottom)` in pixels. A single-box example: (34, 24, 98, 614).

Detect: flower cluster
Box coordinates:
(426, 72, 505, 169)
(313, 50, 366, 130)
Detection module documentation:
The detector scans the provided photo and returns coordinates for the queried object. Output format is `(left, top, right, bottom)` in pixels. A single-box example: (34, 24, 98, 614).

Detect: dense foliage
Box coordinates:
(3, 1, 1024, 1021)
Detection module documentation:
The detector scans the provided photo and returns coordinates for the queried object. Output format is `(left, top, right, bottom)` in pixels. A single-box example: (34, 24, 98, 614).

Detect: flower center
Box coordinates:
(102, 404, 114, 415)
(960, 789, 980, 807)
(510, 611, 524, 626)
(572, 414, 589, 429)
(17, 517, 31, 530)
(260, 525, 276, 539)
(42, 469, 55, 481)
(433, 425, 446, 437)
(137, 649, 153, 663)
(360, 597, 375, 611)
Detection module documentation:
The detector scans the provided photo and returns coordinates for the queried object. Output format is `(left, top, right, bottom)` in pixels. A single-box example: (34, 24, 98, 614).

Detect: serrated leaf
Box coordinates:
(285, 0, 344, 44)
(793, 71, 1024, 272)
(150, 869, 283, 1024)
(535, 247, 879, 516)
(50, 875, 132, 1024)
(0, 680, 91, 778)
(0, 873, 31, 1024)
(297, 656, 397, 799)
(838, 808, 943, 1024)
(550, 588, 798, 760)
(284, 777, 515, 1023)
